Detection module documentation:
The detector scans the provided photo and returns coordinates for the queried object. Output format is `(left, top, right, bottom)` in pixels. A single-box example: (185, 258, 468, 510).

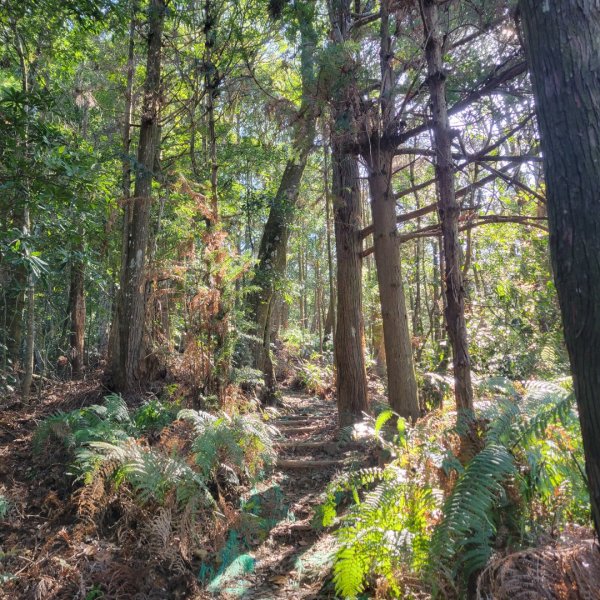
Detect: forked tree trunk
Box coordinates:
(332, 149, 369, 427)
(519, 0, 600, 539)
(360, 0, 419, 420)
(109, 0, 165, 391)
(422, 0, 473, 411)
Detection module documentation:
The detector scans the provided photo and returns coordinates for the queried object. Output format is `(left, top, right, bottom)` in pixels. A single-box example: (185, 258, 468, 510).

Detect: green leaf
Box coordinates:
(374, 409, 394, 434)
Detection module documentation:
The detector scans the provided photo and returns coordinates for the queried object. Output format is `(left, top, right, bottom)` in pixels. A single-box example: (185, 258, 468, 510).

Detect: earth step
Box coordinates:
(275, 414, 319, 421)
(276, 458, 344, 469)
(277, 425, 323, 436)
(275, 419, 314, 427)
(275, 440, 336, 449)
(270, 522, 313, 536)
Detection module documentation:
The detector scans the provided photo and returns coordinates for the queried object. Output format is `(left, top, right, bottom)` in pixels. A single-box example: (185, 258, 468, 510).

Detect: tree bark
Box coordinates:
(108, 0, 165, 391)
(422, 0, 473, 411)
(359, 0, 419, 420)
(332, 148, 369, 427)
(327, 0, 369, 427)
(365, 148, 420, 420)
(250, 15, 317, 401)
(519, 0, 600, 539)
(323, 140, 336, 342)
(21, 260, 34, 401)
(68, 234, 85, 379)
(108, 2, 137, 370)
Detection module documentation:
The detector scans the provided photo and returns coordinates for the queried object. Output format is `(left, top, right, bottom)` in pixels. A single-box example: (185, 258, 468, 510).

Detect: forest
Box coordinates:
(1, 0, 600, 598)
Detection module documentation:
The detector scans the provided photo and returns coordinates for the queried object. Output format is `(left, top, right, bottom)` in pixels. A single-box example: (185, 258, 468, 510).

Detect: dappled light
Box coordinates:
(2, 0, 600, 598)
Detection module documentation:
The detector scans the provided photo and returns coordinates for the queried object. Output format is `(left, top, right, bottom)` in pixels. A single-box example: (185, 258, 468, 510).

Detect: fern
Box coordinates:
(430, 444, 516, 581)
(33, 395, 133, 454)
(318, 466, 391, 527)
(88, 440, 215, 507)
(183, 410, 276, 481)
(332, 480, 437, 598)
(326, 378, 585, 598)
(321, 409, 439, 598)
(429, 380, 582, 592)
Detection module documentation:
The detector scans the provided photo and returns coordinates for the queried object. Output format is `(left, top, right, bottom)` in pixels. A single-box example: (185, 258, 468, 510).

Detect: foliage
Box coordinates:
(33, 394, 135, 454)
(321, 380, 588, 598)
(294, 357, 333, 398)
(179, 408, 277, 482)
(35, 395, 276, 500)
(319, 412, 441, 598)
(0, 494, 11, 519)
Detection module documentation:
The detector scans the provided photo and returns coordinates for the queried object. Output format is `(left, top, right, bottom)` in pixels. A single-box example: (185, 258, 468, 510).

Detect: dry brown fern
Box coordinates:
(477, 540, 600, 600)
(75, 475, 108, 526)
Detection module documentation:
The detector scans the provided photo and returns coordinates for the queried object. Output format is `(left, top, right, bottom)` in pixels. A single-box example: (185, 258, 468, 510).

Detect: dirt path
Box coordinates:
(204, 390, 371, 600)
(0, 384, 371, 599)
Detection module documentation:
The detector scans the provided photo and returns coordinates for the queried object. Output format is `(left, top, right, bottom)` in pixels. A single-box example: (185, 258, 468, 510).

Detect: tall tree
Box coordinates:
(108, 0, 166, 391)
(519, 0, 600, 538)
(328, 0, 369, 427)
(421, 0, 473, 411)
(250, 1, 318, 401)
(362, 0, 419, 420)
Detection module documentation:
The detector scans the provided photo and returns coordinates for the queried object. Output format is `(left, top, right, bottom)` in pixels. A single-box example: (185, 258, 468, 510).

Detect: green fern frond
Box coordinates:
(430, 443, 515, 581)
(177, 408, 217, 435)
(88, 440, 215, 507)
(518, 388, 575, 442)
(333, 544, 368, 599)
(90, 393, 131, 424)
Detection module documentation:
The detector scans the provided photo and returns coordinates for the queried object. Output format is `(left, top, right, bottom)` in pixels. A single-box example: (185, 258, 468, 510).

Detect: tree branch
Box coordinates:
(360, 213, 547, 257)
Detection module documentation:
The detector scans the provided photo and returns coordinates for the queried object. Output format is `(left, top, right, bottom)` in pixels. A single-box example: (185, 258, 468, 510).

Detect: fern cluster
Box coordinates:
(34, 396, 277, 573)
(33, 394, 135, 454)
(322, 378, 587, 599)
(320, 412, 442, 598)
(430, 380, 582, 590)
(179, 409, 277, 483)
(35, 397, 276, 508)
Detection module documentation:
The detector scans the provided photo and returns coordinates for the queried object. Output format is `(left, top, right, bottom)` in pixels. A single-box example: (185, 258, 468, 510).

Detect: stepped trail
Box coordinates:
(0, 382, 373, 599)
(204, 389, 372, 600)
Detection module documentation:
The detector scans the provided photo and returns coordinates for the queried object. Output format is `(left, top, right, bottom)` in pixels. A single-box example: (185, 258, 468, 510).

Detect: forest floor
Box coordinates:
(0, 379, 374, 599)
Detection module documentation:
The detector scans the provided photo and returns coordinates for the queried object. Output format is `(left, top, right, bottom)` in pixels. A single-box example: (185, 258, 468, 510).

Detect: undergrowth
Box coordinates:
(319, 378, 588, 599)
(34, 393, 276, 576)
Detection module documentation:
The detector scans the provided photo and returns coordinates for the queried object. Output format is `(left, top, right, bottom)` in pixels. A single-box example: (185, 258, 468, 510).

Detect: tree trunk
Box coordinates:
(328, 0, 369, 427)
(359, 0, 419, 420)
(323, 141, 336, 343)
(68, 235, 85, 379)
(519, 0, 600, 539)
(108, 0, 165, 391)
(107, 2, 136, 370)
(250, 16, 317, 401)
(5, 250, 26, 375)
(422, 0, 473, 411)
(21, 263, 35, 401)
(365, 148, 420, 420)
(299, 242, 306, 329)
(332, 149, 369, 427)
(251, 157, 311, 399)
(203, 0, 229, 399)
